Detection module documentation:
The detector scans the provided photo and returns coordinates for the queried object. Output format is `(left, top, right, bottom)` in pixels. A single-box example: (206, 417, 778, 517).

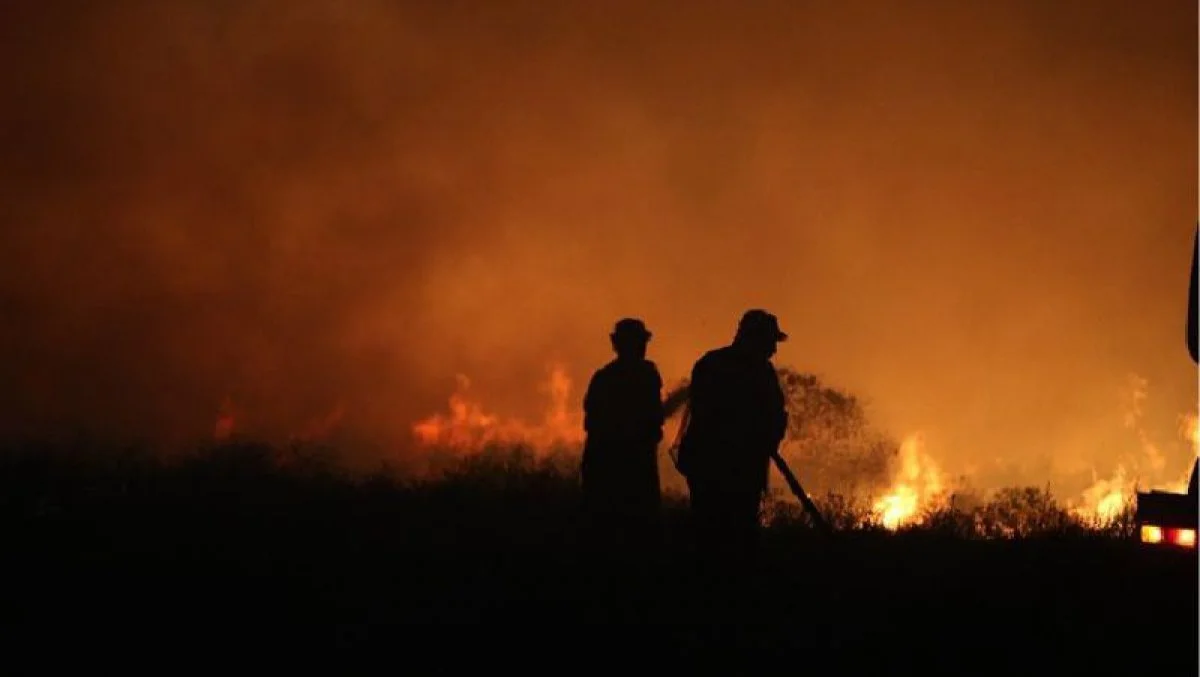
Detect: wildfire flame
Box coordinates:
(1070, 408, 1199, 524)
(871, 433, 944, 530)
(1072, 465, 1132, 526)
(411, 365, 585, 454)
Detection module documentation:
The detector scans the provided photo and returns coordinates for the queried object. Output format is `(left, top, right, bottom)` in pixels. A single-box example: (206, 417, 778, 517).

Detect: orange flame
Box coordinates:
(1071, 465, 1132, 526)
(1071, 407, 1199, 523)
(871, 433, 944, 530)
(412, 364, 585, 455)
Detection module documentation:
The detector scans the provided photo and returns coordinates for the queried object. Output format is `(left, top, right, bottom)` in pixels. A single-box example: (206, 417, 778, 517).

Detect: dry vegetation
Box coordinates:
(0, 435, 1192, 669)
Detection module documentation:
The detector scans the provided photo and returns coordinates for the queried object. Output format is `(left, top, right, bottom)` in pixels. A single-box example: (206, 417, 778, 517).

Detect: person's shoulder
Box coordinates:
(639, 359, 663, 382)
(588, 360, 620, 384)
(690, 348, 730, 380)
(613, 358, 661, 380)
(702, 346, 738, 365)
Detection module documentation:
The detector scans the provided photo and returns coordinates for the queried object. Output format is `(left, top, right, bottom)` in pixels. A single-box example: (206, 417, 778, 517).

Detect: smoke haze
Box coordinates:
(1, 1, 1195, 488)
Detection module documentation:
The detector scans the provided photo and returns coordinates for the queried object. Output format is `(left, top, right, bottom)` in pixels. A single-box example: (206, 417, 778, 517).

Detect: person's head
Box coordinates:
(610, 318, 652, 360)
(733, 309, 788, 359)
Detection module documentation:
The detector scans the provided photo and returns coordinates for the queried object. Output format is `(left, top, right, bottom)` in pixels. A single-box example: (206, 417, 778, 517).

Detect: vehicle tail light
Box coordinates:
(1171, 528, 1196, 547)
(1141, 525, 1164, 544)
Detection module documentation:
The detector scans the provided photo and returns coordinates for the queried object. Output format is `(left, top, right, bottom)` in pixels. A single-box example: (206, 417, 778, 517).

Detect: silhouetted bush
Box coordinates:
(776, 368, 898, 498)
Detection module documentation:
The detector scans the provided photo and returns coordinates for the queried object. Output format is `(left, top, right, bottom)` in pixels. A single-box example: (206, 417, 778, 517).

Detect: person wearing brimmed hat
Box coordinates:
(580, 317, 667, 555)
(675, 309, 789, 570)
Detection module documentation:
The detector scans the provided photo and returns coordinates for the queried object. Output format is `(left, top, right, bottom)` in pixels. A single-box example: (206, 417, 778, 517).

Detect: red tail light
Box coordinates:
(1172, 527, 1196, 547)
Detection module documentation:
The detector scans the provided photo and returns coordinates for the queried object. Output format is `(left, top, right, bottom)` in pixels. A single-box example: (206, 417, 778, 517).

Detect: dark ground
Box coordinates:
(1, 443, 1195, 672)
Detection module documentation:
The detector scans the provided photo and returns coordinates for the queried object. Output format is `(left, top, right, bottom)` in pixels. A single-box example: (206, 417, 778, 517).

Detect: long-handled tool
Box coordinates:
(665, 390, 690, 471)
(771, 451, 834, 537)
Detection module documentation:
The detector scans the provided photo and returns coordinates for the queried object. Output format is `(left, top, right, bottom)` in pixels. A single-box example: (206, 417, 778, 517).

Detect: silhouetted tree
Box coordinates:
(774, 367, 898, 498)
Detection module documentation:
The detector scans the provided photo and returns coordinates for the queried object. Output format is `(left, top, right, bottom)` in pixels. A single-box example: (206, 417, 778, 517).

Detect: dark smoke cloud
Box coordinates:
(0, 1, 1195, 486)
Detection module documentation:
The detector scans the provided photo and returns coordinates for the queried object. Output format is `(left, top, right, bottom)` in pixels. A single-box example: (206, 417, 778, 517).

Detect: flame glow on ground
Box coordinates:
(410, 364, 1198, 530)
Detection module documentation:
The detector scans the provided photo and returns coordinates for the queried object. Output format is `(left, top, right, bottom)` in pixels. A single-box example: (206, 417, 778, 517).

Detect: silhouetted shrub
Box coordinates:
(776, 368, 897, 498)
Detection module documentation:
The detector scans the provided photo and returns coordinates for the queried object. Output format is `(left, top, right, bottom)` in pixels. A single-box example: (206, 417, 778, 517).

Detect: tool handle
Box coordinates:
(771, 453, 834, 537)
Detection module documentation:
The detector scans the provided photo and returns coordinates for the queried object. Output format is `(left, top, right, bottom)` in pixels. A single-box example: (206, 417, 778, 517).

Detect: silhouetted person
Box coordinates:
(580, 318, 666, 557)
(676, 309, 789, 574)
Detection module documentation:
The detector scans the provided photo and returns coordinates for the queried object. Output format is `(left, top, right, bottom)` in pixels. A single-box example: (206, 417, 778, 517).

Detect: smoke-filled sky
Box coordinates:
(1, 0, 1196, 486)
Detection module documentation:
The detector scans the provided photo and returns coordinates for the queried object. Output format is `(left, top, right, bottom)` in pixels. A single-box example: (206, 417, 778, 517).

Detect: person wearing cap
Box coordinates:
(675, 309, 790, 569)
(580, 318, 667, 554)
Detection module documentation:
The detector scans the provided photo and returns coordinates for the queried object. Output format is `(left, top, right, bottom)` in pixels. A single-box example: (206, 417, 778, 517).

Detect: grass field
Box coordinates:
(1, 440, 1194, 671)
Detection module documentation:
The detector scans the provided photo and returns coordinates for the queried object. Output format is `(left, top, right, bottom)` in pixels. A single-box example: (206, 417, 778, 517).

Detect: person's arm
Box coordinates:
(770, 369, 789, 447)
(748, 365, 788, 456)
(687, 355, 714, 422)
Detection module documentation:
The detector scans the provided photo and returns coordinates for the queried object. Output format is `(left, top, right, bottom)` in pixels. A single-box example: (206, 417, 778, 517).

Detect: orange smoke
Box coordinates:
(293, 404, 347, 444)
(0, 2, 1192, 490)
(1180, 412, 1199, 456)
(212, 396, 346, 449)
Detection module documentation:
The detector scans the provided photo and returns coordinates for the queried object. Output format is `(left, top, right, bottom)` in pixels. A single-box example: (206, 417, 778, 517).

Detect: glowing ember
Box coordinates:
(412, 364, 585, 455)
(871, 433, 944, 530)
